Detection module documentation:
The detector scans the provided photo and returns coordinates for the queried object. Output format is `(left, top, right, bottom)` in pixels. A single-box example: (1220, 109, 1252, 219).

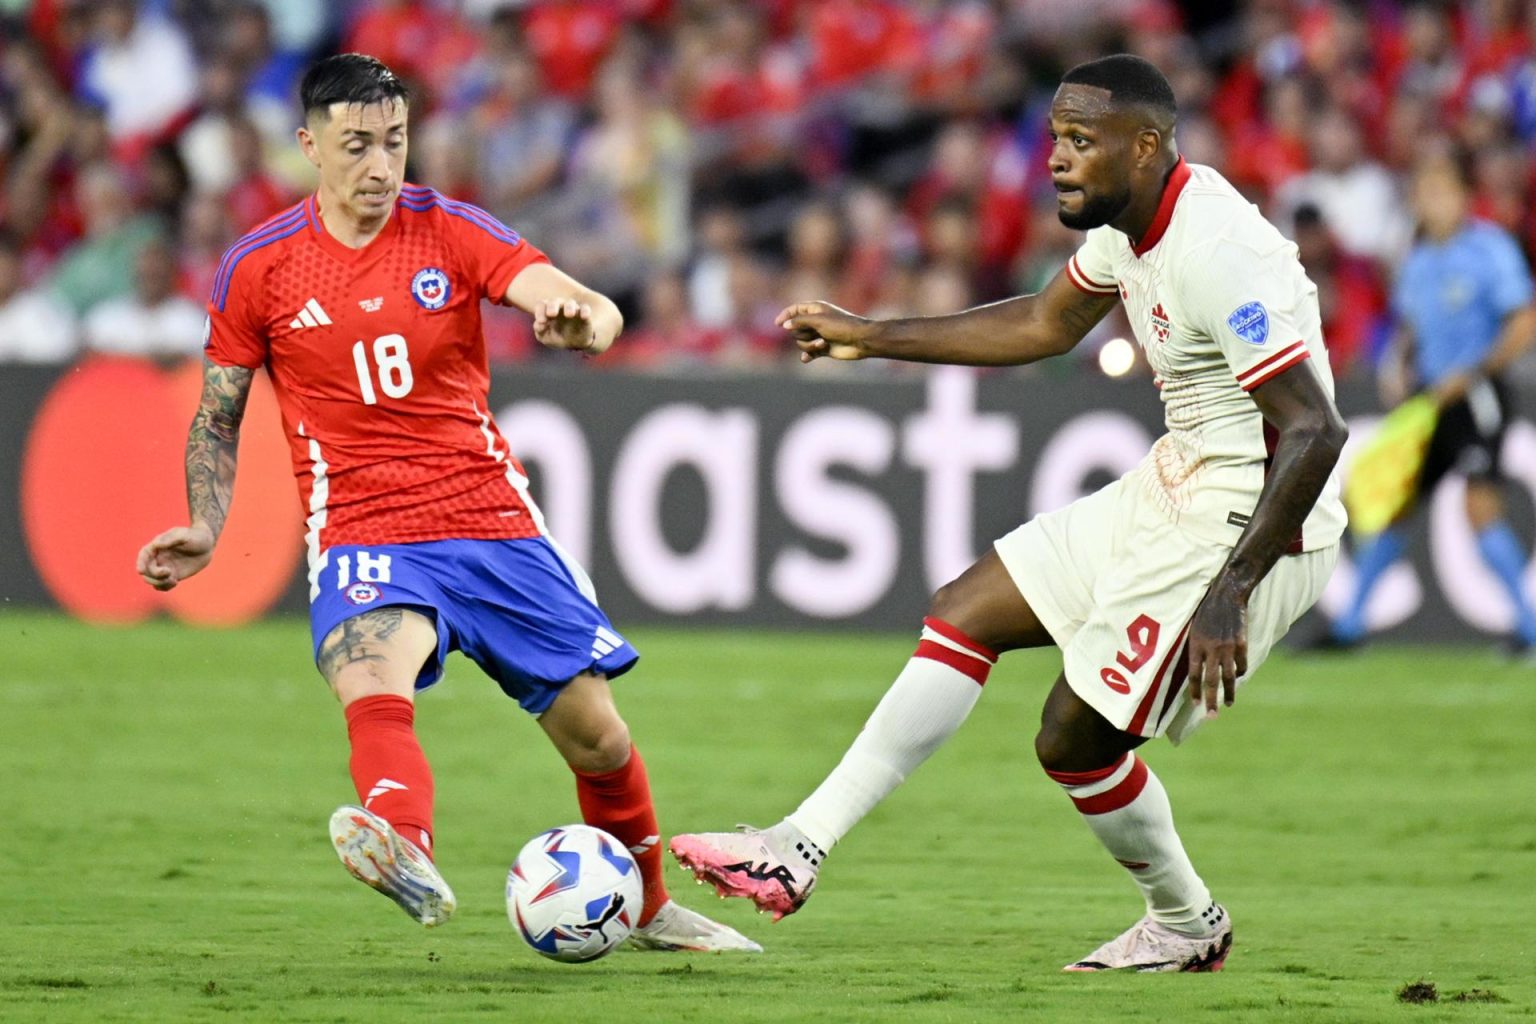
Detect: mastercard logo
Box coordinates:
(21, 356, 304, 625)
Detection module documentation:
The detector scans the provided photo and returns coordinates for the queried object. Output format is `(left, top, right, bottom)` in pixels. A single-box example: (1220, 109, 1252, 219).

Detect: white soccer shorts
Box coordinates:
(995, 477, 1337, 744)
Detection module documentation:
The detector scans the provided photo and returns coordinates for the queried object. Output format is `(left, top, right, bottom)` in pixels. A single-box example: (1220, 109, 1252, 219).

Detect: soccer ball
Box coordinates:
(507, 824, 643, 963)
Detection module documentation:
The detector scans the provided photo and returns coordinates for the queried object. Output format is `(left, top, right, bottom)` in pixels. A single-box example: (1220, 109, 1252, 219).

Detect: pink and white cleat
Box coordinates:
(1064, 904, 1232, 972)
(669, 824, 822, 922)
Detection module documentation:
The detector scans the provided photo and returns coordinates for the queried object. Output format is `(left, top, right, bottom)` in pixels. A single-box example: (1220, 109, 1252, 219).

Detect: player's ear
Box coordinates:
(1135, 128, 1163, 168)
(296, 124, 320, 169)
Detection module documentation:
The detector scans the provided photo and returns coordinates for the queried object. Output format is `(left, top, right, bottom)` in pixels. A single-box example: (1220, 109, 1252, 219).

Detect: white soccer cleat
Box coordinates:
(669, 824, 821, 922)
(329, 805, 456, 928)
(626, 899, 763, 953)
(1064, 904, 1232, 972)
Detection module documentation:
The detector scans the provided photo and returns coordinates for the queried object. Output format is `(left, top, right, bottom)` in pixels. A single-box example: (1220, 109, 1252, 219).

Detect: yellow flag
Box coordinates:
(1342, 395, 1438, 537)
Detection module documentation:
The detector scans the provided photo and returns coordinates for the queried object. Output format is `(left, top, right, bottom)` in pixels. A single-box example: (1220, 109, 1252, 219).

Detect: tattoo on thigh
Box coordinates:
(318, 608, 404, 680)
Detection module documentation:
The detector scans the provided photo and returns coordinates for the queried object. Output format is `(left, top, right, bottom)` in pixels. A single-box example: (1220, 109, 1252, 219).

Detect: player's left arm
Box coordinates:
(1185, 361, 1347, 714)
(504, 262, 624, 356)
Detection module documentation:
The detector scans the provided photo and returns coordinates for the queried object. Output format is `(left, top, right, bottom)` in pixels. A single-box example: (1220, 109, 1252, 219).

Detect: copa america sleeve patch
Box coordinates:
(1226, 302, 1270, 345)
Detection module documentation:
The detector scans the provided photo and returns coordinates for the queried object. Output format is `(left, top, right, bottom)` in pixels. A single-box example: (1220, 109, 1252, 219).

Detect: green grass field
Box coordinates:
(2, 611, 1533, 1023)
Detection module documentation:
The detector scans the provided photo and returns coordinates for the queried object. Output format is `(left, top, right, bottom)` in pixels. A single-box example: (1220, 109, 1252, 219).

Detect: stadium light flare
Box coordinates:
(1098, 337, 1135, 377)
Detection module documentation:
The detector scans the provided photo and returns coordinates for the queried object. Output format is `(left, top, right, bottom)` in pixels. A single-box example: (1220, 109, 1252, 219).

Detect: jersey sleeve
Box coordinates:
(1064, 227, 1119, 296)
(1182, 239, 1313, 392)
(439, 200, 551, 302)
(203, 256, 268, 369)
(1479, 227, 1534, 317)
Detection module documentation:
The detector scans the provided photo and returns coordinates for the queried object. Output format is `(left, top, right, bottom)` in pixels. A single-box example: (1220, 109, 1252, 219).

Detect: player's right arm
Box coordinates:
(136, 358, 254, 590)
(779, 267, 1118, 367)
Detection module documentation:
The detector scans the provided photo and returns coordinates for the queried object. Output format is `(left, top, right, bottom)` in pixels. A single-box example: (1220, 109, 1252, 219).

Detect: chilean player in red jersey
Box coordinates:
(134, 53, 760, 952)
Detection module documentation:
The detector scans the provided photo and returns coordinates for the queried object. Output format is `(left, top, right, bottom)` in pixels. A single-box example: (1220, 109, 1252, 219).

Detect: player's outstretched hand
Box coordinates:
(1185, 582, 1249, 717)
(533, 297, 608, 355)
(136, 523, 215, 591)
(776, 301, 872, 363)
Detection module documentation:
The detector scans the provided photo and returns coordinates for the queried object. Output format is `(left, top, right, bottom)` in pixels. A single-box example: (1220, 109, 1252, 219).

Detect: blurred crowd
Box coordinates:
(2, 0, 1536, 377)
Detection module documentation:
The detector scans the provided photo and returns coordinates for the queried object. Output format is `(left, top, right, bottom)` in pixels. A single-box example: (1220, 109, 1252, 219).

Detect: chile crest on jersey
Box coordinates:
(411, 266, 451, 310)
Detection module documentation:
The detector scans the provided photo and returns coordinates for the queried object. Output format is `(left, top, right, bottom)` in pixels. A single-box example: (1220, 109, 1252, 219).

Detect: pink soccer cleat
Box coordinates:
(669, 825, 821, 922)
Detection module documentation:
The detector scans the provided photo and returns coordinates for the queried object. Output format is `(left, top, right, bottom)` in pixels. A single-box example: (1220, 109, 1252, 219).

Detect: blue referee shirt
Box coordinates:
(1395, 219, 1534, 386)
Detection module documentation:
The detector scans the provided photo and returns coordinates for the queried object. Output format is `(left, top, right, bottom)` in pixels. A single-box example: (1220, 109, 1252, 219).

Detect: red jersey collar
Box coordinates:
(1130, 157, 1190, 257)
(305, 192, 401, 261)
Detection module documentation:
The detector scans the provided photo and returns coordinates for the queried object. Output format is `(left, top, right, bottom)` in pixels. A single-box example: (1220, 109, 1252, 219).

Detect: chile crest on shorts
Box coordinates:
(411, 267, 451, 310)
(346, 582, 381, 605)
(1226, 301, 1270, 345)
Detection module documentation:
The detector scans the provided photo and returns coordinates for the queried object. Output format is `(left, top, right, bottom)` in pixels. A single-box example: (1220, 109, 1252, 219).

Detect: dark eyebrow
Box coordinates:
(340, 123, 406, 139)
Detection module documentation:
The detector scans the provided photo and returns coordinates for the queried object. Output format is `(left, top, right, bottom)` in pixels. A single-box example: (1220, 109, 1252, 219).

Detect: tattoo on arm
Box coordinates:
(1058, 293, 1119, 348)
(317, 608, 405, 682)
(185, 359, 254, 541)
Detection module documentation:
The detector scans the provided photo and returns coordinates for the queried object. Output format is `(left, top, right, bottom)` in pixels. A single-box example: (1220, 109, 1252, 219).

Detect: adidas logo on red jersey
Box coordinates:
(289, 298, 333, 329)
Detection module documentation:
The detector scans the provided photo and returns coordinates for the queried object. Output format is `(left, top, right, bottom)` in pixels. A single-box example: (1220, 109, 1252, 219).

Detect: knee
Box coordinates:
(927, 579, 970, 630)
(562, 719, 632, 775)
(1033, 723, 1071, 775)
(328, 658, 411, 705)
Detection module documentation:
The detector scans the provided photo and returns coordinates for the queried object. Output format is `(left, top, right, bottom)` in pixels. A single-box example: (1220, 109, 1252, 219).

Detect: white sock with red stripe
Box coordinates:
(1046, 754, 1214, 935)
(786, 617, 995, 852)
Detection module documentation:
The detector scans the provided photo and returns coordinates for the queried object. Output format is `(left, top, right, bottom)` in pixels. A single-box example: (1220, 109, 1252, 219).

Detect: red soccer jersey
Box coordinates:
(204, 185, 550, 552)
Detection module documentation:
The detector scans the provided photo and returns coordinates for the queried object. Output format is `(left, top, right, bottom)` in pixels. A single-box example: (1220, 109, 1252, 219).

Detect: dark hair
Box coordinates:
(1061, 54, 1177, 121)
(300, 53, 408, 120)
(1293, 202, 1325, 229)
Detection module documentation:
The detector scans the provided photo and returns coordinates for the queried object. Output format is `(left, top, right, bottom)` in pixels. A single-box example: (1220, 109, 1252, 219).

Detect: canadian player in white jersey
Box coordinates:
(672, 55, 1348, 973)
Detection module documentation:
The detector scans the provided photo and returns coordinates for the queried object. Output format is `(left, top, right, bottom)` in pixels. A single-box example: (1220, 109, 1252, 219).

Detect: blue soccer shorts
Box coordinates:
(308, 536, 639, 714)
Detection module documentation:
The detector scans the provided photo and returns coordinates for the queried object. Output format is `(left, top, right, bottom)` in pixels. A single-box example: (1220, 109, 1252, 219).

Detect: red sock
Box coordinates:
(344, 694, 435, 858)
(573, 745, 668, 925)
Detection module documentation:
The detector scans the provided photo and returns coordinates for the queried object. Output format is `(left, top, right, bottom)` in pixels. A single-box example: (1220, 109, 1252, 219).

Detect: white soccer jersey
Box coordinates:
(1066, 158, 1347, 551)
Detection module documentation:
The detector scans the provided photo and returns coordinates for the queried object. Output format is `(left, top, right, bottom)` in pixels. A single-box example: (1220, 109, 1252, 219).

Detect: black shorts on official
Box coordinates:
(1418, 376, 1512, 494)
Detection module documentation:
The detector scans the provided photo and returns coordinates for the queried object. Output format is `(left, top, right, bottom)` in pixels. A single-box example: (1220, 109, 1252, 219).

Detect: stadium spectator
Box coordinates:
(179, 56, 260, 195)
(781, 201, 849, 309)
(0, 231, 76, 363)
(470, 44, 574, 230)
(547, 56, 692, 301)
(341, 1, 483, 107)
(220, 2, 306, 117)
(607, 270, 709, 370)
(839, 180, 918, 312)
(74, 0, 198, 156)
(1225, 75, 1314, 198)
(221, 114, 292, 232)
(1391, 0, 1464, 110)
(46, 162, 162, 317)
(521, 0, 623, 100)
(81, 237, 204, 365)
(1274, 104, 1411, 264)
(140, 142, 191, 229)
(176, 190, 235, 303)
(686, 204, 752, 329)
(905, 119, 1031, 300)
(1292, 202, 1387, 375)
